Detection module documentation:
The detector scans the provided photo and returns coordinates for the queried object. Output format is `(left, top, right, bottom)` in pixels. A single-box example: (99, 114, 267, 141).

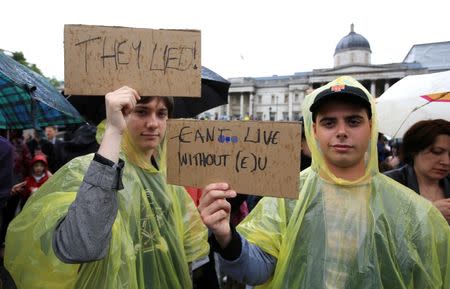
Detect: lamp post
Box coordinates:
(269, 106, 272, 121)
(276, 95, 278, 121)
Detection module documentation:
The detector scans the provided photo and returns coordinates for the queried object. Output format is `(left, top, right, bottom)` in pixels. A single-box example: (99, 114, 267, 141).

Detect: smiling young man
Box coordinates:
(5, 86, 209, 289)
(198, 76, 450, 289)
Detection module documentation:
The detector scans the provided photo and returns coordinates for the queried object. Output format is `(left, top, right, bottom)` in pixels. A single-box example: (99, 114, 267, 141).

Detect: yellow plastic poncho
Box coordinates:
(5, 123, 209, 289)
(237, 76, 450, 289)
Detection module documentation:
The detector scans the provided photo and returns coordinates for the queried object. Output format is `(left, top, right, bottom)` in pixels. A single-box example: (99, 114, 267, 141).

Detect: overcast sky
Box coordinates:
(1, 0, 448, 80)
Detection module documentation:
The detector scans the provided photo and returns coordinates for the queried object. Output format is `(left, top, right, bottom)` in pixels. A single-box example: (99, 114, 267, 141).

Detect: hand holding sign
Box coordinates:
(105, 86, 140, 135)
(98, 86, 140, 164)
(198, 183, 236, 248)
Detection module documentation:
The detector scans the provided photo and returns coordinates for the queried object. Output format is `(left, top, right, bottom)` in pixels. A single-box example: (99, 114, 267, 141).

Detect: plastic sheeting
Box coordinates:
(237, 76, 450, 289)
(5, 122, 209, 288)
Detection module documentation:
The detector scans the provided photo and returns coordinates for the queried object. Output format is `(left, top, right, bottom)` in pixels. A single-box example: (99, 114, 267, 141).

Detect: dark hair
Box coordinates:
(299, 116, 306, 140)
(138, 96, 174, 118)
(312, 97, 371, 122)
(401, 119, 450, 164)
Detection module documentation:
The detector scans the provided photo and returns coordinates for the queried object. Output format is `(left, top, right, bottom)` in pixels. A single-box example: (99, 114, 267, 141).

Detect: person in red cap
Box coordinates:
(20, 154, 52, 205)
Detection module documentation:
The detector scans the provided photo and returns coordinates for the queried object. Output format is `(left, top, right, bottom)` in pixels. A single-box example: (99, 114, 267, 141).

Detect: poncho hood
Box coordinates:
(302, 76, 378, 185)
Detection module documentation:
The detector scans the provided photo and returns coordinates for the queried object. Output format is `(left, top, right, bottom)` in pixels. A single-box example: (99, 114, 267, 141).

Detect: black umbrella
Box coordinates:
(172, 66, 230, 118)
(67, 66, 230, 123)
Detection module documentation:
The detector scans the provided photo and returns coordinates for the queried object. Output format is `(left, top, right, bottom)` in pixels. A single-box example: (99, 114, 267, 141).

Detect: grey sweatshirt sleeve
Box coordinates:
(218, 234, 276, 286)
(52, 155, 124, 263)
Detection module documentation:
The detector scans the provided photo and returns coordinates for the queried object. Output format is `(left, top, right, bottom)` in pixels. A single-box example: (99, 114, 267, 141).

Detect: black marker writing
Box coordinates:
(235, 151, 268, 173)
(132, 41, 142, 69)
(244, 127, 280, 145)
(172, 126, 223, 143)
(116, 40, 129, 65)
(179, 152, 230, 167)
(150, 42, 198, 73)
(74, 36, 197, 73)
(101, 38, 129, 70)
(75, 36, 102, 73)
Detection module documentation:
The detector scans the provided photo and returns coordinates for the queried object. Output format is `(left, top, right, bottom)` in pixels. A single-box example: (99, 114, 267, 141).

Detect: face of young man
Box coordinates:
(126, 98, 169, 154)
(313, 100, 372, 177)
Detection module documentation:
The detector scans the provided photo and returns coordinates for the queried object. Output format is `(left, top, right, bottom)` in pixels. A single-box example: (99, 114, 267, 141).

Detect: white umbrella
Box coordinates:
(376, 70, 450, 138)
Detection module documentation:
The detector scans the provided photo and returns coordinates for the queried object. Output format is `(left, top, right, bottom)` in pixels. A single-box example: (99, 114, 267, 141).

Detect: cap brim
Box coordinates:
(310, 86, 370, 113)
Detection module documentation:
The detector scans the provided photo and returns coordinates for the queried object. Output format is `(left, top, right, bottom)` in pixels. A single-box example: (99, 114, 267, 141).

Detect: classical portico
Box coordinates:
(225, 83, 255, 119)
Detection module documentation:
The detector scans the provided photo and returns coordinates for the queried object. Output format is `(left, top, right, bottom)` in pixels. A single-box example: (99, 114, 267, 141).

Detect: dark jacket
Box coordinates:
(55, 124, 99, 170)
(0, 136, 13, 201)
(384, 164, 450, 198)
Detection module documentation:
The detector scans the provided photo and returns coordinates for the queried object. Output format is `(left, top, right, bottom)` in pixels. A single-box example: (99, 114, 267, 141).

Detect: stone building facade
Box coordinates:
(204, 25, 450, 121)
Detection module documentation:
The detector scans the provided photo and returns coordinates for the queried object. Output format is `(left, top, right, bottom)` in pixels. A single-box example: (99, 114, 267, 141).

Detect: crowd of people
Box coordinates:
(0, 76, 448, 289)
(0, 124, 99, 269)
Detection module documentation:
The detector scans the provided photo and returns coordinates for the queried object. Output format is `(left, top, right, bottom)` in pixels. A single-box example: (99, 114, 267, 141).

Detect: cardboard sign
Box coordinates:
(166, 120, 302, 199)
(64, 25, 201, 97)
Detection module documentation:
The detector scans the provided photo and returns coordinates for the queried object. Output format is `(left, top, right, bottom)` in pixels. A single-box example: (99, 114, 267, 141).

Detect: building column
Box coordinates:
(274, 96, 277, 121)
(240, 93, 244, 118)
(370, 81, 376, 97)
(227, 94, 231, 116)
(288, 92, 293, 121)
(384, 80, 390, 92)
(249, 93, 254, 118)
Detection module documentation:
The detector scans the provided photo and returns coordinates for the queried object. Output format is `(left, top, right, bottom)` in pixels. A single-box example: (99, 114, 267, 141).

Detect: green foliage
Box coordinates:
(12, 51, 43, 75)
(0, 49, 62, 89)
(48, 77, 62, 89)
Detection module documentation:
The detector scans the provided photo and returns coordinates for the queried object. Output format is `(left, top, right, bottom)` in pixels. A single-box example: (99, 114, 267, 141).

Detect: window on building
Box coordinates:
(282, 112, 289, 120)
(293, 112, 301, 121)
(256, 112, 263, 120)
(270, 112, 275, 121)
(271, 95, 275, 104)
(258, 94, 262, 103)
(294, 93, 299, 103)
(284, 94, 288, 103)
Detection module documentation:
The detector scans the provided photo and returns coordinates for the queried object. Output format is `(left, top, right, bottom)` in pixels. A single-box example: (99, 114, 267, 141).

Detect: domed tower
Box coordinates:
(334, 24, 371, 67)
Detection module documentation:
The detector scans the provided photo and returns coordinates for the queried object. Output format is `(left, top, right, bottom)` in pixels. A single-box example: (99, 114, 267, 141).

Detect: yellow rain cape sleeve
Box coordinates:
(237, 76, 450, 289)
(5, 123, 209, 289)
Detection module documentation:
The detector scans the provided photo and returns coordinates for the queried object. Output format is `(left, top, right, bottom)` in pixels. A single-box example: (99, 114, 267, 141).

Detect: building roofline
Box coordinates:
(403, 40, 450, 62)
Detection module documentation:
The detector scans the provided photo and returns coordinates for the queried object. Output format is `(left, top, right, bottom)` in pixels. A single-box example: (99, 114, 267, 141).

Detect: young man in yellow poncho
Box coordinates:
(199, 76, 450, 288)
(5, 86, 209, 289)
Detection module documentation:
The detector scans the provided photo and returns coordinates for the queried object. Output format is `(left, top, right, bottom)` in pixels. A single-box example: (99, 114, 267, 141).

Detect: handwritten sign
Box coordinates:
(64, 24, 201, 97)
(166, 120, 302, 199)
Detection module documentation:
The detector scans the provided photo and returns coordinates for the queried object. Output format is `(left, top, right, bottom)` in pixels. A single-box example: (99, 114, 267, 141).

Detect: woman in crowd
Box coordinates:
(385, 119, 450, 224)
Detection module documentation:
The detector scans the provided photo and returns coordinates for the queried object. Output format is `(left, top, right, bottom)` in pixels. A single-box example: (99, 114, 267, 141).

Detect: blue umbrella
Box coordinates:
(0, 52, 83, 129)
